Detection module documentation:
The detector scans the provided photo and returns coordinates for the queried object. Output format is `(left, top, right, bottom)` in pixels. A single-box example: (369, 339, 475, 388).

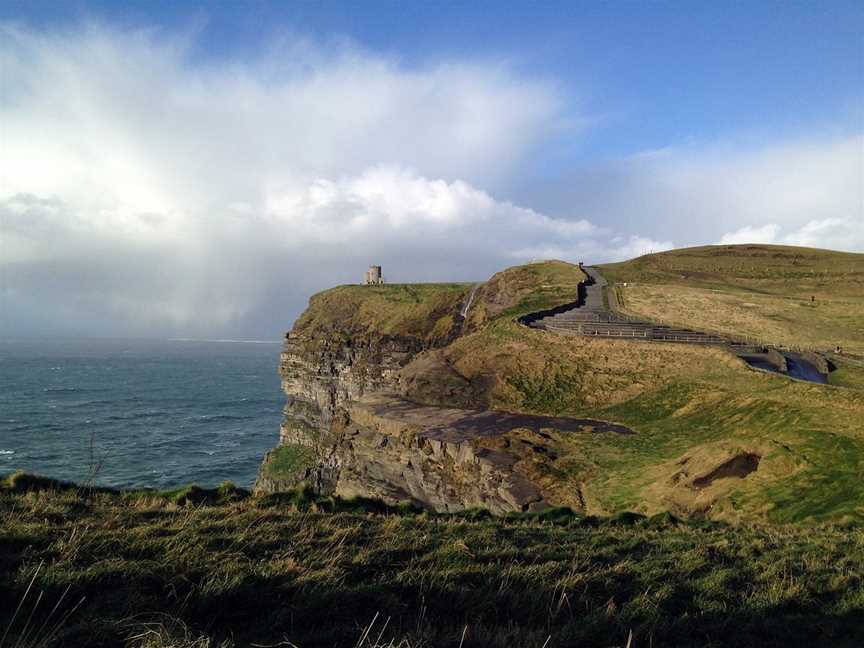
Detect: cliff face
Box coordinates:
(256, 281, 470, 496)
(254, 278, 574, 512)
(321, 396, 550, 514)
(255, 267, 601, 513)
(258, 331, 555, 512)
(256, 329, 426, 494)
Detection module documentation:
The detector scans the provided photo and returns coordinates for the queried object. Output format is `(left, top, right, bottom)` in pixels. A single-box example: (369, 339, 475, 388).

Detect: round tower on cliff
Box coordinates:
(363, 265, 384, 285)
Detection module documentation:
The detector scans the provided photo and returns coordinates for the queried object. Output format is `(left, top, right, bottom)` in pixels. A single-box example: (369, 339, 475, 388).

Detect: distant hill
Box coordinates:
(600, 244, 864, 356)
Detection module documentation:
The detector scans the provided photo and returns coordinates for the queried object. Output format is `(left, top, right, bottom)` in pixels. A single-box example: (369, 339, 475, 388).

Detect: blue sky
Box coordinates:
(1, 2, 862, 337)
(6, 1, 861, 157)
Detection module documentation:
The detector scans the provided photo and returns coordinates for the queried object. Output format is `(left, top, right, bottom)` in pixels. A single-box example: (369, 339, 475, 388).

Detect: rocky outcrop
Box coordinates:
(256, 328, 425, 492)
(278, 330, 419, 440)
(255, 285, 489, 503)
(255, 266, 625, 514)
(322, 396, 551, 514)
(256, 312, 579, 513)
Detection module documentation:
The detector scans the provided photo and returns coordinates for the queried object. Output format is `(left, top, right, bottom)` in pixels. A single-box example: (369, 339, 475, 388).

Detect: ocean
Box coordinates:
(0, 338, 284, 489)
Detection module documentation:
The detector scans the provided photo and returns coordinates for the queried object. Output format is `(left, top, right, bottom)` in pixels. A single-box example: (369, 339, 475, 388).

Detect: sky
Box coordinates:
(1, 1, 862, 339)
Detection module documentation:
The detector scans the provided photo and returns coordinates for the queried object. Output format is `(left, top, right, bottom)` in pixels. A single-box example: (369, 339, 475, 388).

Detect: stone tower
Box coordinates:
(364, 265, 384, 285)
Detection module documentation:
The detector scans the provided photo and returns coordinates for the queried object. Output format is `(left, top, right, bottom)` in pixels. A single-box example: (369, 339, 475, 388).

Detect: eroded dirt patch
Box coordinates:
(692, 453, 761, 489)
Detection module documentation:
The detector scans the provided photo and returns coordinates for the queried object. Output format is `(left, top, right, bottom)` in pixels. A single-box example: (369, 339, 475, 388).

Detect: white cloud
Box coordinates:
(264, 165, 600, 246)
(718, 217, 864, 251)
(0, 22, 654, 336)
(0, 22, 566, 210)
(608, 235, 675, 259)
(719, 224, 781, 245)
(782, 217, 864, 250)
(538, 133, 863, 254)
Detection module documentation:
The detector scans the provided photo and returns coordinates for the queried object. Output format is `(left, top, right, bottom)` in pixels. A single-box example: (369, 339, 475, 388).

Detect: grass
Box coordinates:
(599, 244, 864, 353)
(293, 282, 473, 343)
(439, 321, 864, 522)
(277, 254, 862, 523)
(379, 257, 864, 523)
(828, 360, 864, 390)
(475, 260, 588, 323)
(2, 481, 864, 647)
(262, 444, 317, 481)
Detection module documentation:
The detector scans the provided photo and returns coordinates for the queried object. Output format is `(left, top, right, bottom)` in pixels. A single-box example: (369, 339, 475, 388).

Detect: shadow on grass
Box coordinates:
(4, 566, 862, 648)
(2, 474, 859, 647)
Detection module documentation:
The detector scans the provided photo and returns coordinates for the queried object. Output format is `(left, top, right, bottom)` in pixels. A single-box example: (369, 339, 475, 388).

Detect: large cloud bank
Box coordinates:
(1, 23, 860, 338)
(533, 134, 863, 252)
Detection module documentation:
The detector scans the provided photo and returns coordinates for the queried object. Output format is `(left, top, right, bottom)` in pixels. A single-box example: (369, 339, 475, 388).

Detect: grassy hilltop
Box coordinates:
(293, 282, 473, 343)
(276, 251, 864, 523)
(385, 250, 864, 523)
(600, 244, 864, 355)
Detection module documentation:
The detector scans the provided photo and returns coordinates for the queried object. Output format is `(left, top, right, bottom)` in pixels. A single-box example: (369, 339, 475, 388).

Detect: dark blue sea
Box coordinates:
(0, 338, 284, 489)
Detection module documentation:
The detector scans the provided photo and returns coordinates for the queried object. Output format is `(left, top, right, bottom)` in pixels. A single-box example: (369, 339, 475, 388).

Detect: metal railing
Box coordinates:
(541, 323, 732, 345)
(609, 284, 820, 354)
(524, 277, 835, 356)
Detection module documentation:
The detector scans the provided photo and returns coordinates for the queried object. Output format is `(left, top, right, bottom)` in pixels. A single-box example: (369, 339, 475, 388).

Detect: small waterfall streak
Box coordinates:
(460, 284, 480, 319)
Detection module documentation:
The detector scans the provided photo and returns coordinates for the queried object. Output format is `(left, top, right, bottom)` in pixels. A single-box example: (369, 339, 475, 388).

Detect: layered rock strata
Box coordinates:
(255, 326, 598, 512)
(322, 395, 551, 514)
(256, 267, 622, 513)
(256, 330, 422, 493)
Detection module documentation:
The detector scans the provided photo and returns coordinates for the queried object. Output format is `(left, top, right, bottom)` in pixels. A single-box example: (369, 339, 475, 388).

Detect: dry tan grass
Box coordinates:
(620, 283, 864, 353)
(600, 244, 864, 353)
(445, 321, 742, 411)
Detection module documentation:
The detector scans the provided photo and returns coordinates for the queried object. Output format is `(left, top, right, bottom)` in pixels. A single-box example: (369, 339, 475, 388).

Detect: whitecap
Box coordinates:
(0, 450, 15, 455)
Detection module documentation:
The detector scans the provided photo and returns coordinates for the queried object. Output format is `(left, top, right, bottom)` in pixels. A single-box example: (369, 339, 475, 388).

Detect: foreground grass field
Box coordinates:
(2, 479, 864, 647)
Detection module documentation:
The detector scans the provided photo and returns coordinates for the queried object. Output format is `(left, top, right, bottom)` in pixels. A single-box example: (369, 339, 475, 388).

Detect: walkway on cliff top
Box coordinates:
(526, 266, 830, 384)
(526, 266, 736, 346)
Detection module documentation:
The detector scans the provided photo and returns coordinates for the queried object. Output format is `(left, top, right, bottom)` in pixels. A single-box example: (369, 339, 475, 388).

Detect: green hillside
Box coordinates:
(293, 282, 474, 343)
(394, 252, 864, 522)
(599, 244, 864, 354)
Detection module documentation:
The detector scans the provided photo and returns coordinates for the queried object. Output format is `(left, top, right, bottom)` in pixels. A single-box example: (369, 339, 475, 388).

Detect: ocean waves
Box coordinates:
(0, 338, 283, 488)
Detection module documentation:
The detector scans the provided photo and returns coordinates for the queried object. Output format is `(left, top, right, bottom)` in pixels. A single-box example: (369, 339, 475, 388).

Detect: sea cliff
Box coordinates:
(254, 269, 590, 513)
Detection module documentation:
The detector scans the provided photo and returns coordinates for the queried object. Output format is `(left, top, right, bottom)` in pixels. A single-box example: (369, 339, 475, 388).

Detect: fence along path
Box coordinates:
(522, 266, 797, 353)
